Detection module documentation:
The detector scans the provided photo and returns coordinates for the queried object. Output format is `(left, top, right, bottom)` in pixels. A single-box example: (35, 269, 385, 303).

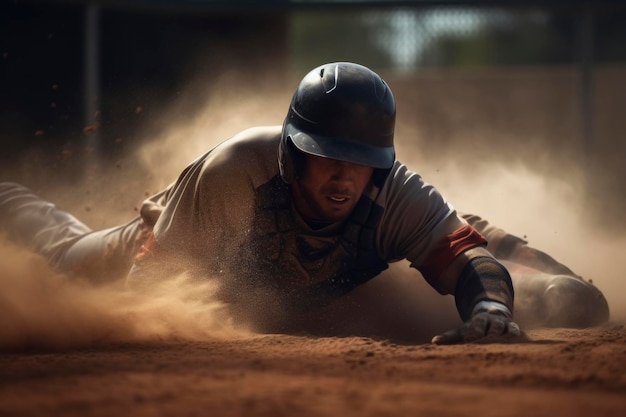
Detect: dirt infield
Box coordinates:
(0, 243, 623, 417)
(1, 66, 625, 417)
(1, 326, 625, 417)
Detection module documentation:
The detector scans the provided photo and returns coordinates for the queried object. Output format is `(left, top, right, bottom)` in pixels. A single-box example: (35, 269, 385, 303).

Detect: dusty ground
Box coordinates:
(0, 247, 624, 417)
(0, 240, 624, 417)
(1, 66, 625, 417)
(0, 325, 625, 417)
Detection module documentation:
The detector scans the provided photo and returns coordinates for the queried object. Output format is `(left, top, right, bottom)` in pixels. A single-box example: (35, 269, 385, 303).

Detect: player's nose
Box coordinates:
(329, 160, 357, 181)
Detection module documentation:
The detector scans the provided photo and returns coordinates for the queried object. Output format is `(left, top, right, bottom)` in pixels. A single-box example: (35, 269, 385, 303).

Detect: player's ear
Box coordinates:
(278, 135, 306, 183)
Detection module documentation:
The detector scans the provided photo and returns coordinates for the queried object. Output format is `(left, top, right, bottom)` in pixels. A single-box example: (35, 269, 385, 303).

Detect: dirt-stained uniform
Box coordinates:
(128, 126, 507, 320)
(0, 60, 609, 333)
(0, 127, 610, 330)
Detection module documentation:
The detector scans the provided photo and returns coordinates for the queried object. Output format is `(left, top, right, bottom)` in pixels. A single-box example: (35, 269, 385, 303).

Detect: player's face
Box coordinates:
(292, 154, 374, 223)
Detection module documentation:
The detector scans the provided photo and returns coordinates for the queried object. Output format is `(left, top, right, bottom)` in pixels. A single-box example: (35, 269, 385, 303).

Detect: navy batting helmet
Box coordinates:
(278, 62, 396, 184)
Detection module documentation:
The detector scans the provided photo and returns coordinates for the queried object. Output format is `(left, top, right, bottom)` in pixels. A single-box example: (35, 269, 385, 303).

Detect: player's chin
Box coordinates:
(321, 202, 357, 222)
(313, 208, 348, 223)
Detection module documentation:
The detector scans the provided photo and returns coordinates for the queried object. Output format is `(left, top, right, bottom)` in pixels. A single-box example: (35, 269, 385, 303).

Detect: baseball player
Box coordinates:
(0, 62, 609, 344)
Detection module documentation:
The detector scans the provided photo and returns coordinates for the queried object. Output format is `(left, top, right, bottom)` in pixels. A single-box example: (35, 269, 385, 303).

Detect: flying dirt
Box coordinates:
(0, 68, 624, 417)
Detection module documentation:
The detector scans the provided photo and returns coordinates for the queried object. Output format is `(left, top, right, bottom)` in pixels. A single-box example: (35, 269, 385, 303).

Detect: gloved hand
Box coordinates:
(432, 301, 523, 345)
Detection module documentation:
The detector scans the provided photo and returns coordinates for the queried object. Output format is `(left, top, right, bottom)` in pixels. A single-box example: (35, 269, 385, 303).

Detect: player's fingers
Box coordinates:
(461, 313, 489, 342)
(432, 317, 523, 345)
(506, 321, 522, 338)
(431, 328, 462, 345)
(474, 320, 525, 344)
(486, 315, 507, 336)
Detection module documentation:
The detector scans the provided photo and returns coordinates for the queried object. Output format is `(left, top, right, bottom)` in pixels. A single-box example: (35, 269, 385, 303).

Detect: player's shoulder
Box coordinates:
(200, 125, 281, 167)
(383, 160, 426, 189)
(198, 126, 282, 183)
(377, 159, 442, 208)
(225, 125, 282, 151)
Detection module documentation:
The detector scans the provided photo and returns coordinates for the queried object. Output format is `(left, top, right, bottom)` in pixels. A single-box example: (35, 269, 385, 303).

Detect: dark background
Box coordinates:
(2, 0, 626, 231)
(2, 0, 625, 154)
(1, 0, 290, 156)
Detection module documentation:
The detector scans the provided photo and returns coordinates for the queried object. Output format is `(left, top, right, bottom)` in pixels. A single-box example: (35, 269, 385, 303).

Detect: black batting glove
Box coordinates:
(432, 301, 523, 345)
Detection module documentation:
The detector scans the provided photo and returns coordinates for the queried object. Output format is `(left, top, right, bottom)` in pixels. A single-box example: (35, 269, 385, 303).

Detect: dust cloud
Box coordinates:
(395, 135, 626, 323)
(134, 71, 293, 192)
(1, 69, 624, 351)
(0, 239, 248, 351)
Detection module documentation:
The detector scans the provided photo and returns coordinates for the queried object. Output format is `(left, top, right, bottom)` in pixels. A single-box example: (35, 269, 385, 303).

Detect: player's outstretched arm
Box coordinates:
(433, 254, 524, 344)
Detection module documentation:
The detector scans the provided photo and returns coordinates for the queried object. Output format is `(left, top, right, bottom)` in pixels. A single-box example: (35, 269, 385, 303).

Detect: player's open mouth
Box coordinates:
(328, 195, 349, 203)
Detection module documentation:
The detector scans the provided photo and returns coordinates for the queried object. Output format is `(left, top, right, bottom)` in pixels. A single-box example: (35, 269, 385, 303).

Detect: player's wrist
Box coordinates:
(471, 300, 512, 319)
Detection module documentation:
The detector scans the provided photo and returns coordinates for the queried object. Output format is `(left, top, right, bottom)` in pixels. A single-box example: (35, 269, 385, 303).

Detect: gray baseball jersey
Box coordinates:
(130, 126, 491, 311)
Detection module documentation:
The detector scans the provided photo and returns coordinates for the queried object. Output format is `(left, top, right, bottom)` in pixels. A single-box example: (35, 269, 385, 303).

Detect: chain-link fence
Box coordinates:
(2, 0, 626, 229)
(290, 3, 624, 67)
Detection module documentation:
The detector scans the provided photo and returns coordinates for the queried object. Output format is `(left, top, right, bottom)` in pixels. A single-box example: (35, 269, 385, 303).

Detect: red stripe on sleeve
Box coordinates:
(419, 224, 487, 290)
(134, 232, 160, 262)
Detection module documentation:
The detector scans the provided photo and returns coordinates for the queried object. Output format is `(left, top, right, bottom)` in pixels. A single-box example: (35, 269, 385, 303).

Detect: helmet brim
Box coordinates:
(285, 123, 395, 170)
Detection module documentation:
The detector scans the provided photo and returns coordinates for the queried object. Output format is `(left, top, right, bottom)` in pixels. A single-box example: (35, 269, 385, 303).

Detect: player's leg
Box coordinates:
(57, 218, 150, 284)
(462, 213, 609, 327)
(0, 182, 93, 261)
(504, 261, 610, 328)
(0, 182, 148, 283)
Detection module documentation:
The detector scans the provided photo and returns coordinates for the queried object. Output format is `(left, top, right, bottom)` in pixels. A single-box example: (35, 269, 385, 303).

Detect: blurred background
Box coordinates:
(2, 0, 626, 332)
(1, 0, 625, 231)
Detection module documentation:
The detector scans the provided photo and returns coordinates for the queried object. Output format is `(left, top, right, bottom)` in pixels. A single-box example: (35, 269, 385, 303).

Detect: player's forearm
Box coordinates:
(453, 256, 514, 322)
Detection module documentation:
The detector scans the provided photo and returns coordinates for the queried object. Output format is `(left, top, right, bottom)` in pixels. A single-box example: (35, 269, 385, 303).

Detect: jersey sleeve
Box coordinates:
(460, 213, 526, 258)
(461, 212, 578, 276)
(376, 162, 487, 294)
(149, 129, 279, 276)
